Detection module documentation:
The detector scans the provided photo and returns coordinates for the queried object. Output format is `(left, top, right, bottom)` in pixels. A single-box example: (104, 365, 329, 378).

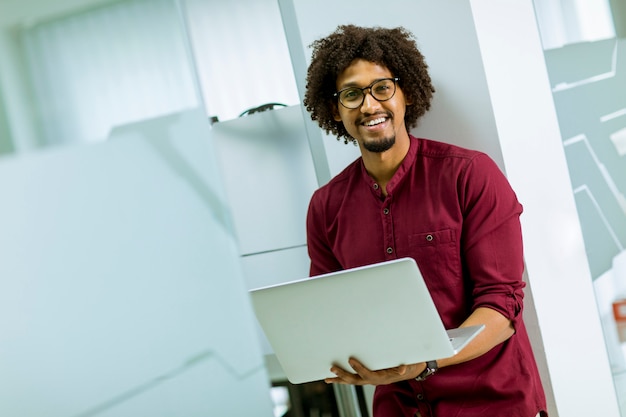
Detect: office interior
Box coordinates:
(0, 0, 624, 416)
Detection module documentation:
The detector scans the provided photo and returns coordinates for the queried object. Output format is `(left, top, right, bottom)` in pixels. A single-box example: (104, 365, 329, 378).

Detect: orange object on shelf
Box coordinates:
(613, 299, 626, 343)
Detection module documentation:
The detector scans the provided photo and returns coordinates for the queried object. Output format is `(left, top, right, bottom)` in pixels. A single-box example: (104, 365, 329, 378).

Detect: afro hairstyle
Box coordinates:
(303, 24, 435, 144)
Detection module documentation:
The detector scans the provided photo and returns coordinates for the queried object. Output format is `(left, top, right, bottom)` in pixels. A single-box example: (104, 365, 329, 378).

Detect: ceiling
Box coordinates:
(0, 0, 118, 28)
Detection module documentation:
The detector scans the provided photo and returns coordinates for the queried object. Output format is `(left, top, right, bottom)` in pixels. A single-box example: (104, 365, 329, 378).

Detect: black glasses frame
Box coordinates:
(333, 77, 400, 109)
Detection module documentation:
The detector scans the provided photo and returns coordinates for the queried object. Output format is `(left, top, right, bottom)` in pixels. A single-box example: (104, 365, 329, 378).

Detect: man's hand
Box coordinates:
(324, 308, 513, 386)
(325, 358, 426, 386)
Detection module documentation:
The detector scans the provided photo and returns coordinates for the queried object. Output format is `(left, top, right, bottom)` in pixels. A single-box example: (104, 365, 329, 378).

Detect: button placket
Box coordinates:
(381, 201, 394, 258)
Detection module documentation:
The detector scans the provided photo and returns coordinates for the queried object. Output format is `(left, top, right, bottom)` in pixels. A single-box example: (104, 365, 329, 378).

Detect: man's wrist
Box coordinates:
(415, 360, 438, 381)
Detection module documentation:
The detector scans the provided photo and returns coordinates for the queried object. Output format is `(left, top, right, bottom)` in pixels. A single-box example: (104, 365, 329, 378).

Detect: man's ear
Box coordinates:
(331, 102, 342, 122)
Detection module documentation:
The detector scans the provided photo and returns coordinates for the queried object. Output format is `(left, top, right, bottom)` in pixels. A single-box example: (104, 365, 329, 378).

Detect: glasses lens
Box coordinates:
(371, 79, 396, 101)
(339, 88, 364, 108)
(337, 78, 397, 109)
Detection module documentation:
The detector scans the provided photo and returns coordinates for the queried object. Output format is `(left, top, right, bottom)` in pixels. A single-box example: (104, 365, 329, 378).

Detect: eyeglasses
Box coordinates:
(333, 77, 400, 109)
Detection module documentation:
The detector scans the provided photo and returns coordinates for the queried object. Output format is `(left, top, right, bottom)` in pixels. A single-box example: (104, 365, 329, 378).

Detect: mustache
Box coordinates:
(357, 111, 391, 124)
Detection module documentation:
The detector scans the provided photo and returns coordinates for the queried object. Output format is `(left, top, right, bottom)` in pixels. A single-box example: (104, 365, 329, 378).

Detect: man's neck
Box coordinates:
(361, 134, 411, 195)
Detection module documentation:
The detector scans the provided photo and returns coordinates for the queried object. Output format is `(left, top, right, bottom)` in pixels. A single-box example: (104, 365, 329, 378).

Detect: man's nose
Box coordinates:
(360, 89, 381, 113)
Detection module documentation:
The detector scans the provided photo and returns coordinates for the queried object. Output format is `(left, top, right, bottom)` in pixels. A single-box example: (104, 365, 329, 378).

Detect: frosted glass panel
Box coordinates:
(0, 109, 273, 416)
(543, 32, 626, 417)
(20, 0, 198, 146)
(546, 39, 626, 278)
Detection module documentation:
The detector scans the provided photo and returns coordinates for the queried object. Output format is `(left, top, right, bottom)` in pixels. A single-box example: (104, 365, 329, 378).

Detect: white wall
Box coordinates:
(279, 0, 506, 181)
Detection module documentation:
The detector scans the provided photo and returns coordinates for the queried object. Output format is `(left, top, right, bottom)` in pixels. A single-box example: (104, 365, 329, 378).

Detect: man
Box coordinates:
(303, 25, 547, 417)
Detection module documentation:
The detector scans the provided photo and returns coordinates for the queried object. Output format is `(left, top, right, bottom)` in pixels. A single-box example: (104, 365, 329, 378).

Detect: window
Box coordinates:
(534, 0, 616, 50)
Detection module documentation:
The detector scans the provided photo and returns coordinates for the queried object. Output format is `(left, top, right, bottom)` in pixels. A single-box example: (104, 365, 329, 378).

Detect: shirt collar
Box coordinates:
(359, 135, 419, 196)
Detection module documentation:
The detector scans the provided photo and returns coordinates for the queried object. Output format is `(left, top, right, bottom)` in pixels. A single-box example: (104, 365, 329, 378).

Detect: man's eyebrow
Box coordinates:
(337, 78, 388, 89)
(336, 82, 359, 91)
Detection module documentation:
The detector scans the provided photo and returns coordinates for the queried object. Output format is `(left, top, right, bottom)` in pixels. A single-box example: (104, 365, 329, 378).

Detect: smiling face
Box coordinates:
(332, 59, 411, 154)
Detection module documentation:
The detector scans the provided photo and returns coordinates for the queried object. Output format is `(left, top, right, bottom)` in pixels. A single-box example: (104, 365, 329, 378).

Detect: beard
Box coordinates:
(362, 136, 395, 153)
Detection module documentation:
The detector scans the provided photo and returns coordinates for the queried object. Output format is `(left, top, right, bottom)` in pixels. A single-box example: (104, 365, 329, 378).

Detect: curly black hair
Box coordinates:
(303, 25, 435, 144)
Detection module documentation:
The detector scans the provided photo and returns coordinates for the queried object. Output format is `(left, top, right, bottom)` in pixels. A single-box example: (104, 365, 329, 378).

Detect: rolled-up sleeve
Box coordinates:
(459, 154, 526, 325)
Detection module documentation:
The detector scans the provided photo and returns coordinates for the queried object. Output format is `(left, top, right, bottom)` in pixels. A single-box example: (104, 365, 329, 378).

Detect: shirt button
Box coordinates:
(383, 208, 389, 215)
(373, 183, 379, 190)
(386, 247, 393, 254)
(416, 394, 424, 400)
(426, 234, 434, 242)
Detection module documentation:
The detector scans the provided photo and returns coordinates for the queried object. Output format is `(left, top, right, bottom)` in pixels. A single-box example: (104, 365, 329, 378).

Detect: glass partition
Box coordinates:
(534, 1, 626, 414)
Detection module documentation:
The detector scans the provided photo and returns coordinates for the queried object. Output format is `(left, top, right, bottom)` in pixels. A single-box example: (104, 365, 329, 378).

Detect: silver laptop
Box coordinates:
(249, 257, 484, 384)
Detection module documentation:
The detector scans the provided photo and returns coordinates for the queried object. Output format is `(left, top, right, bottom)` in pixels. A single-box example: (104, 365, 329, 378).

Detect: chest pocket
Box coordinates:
(408, 228, 461, 290)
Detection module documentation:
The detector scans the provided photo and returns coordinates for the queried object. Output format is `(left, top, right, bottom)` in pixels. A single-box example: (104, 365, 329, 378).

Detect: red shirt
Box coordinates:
(306, 136, 547, 417)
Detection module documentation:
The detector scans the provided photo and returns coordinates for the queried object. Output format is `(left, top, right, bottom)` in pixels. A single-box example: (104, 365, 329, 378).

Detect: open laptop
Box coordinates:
(249, 257, 484, 384)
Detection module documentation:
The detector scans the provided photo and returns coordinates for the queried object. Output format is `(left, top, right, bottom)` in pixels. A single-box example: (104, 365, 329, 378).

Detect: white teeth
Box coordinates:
(365, 117, 386, 126)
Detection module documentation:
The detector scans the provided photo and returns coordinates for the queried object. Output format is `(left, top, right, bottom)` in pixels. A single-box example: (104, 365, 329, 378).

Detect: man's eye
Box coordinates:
(342, 90, 361, 101)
